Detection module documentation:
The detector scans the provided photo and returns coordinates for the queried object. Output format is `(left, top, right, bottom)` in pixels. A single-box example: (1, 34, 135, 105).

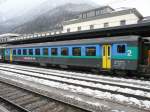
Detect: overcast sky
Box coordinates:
(0, 0, 149, 17)
(92, 0, 150, 16)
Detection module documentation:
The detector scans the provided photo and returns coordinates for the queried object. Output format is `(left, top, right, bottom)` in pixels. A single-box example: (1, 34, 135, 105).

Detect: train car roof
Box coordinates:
(6, 35, 139, 48)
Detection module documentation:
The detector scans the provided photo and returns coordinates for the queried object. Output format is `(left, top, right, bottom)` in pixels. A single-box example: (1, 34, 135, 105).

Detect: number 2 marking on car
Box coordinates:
(127, 50, 132, 56)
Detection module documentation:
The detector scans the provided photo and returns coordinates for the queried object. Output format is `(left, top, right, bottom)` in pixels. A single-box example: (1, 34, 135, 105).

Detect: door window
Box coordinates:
(103, 46, 105, 56)
(108, 46, 110, 56)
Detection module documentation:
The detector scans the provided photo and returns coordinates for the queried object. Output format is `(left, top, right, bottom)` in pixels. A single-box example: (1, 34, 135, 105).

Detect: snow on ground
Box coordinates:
(0, 105, 10, 112)
(3, 65, 150, 90)
(1, 64, 150, 88)
(0, 70, 150, 110)
(0, 67, 150, 99)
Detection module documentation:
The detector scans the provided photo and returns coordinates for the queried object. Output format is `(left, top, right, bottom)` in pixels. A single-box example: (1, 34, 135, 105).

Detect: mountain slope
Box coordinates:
(0, 0, 97, 34)
(12, 3, 96, 33)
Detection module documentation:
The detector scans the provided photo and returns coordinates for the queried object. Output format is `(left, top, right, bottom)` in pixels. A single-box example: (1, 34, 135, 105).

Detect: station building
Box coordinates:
(0, 33, 20, 43)
(63, 6, 143, 32)
(0, 6, 146, 43)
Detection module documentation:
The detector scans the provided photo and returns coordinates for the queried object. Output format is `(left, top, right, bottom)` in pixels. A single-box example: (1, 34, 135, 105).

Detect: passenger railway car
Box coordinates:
(1, 35, 150, 74)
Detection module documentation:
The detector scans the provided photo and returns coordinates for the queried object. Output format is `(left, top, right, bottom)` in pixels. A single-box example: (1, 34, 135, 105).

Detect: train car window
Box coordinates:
(86, 47, 96, 56)
(43, 48, 48, 55)
(13, 50, 16, 55)
(117, 45, 126, 53)
(51, 48, 57, 56)
(61, 48, 68, 56)
(18, 49, 21, 55)
(23, 49, 27, 55)
(35, 48, 40, 55)
(29, 49, 33, 55)
(73, 47, 81, 56)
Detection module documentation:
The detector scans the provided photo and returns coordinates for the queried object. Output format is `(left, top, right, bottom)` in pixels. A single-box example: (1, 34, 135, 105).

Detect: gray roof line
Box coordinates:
(78, 6, 114, 15)
(63, 8, 143, 25)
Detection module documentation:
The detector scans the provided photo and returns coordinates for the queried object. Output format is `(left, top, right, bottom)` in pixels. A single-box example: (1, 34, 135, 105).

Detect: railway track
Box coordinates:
(0, 81, 89, 112)
(0, 63, 150, 89)
(0, 66, 150, 100)
(0, 97, 27, 112)
(0, 63, 150, 112)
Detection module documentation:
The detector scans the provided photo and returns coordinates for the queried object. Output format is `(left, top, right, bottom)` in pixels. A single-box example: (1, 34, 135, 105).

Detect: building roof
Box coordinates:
(63, 8, 143, 25)
(142, 16, 150, 23)
(0, 33, 20, 38)
(78, 5, 114, 15)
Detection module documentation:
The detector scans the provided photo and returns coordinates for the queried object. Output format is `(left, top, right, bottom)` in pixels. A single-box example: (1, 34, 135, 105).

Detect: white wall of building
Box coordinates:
(63, 13, 139, 32)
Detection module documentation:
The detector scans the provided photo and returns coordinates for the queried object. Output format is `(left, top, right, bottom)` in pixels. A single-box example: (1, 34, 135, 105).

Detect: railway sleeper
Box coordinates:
(8, 93, 28, 101)
(24, 100, 49, 111)
(18, 97, 41, 106)
(32, 102, 56, 112)
(3, 91, 23, 98)
(13, 95, 35, 104)
(50, 105, 65, 112)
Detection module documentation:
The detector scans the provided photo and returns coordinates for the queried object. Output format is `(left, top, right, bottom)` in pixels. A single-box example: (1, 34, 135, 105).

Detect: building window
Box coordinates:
(23, 49, 27, 55)
(35, 48, 40, 55)
(78, 26, 81, 31)
(86, 47, 96, 56)
(120, 20, 126, 26)
(29, 49, 33, 55)
(13, 50, 16, 55)
(101, 9, 107, 14)
(117, 45, 126, 53)
(51, 48, 57, 56)
(43, 48, 48, 56)
(82, 13, 87, 19)
(104, 22, 109, 28)
(73, 47, 81, 56)
(61, 48, 68, 56)
(67, 28, 70, 32)
(87, 11, 94, 18)
(18, 49, 21, 55)
(95, 10, 100, 16)
(90, 25, 94, 29)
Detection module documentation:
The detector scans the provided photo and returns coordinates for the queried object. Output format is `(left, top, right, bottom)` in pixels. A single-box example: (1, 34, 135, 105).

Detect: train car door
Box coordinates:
(102, 45, 111, 69)
(10, 49, 13, 63)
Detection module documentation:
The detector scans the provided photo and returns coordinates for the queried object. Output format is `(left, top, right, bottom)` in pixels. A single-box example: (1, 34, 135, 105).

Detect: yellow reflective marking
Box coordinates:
(102, 45, 111, 69)
(10, 49, 13, 63)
